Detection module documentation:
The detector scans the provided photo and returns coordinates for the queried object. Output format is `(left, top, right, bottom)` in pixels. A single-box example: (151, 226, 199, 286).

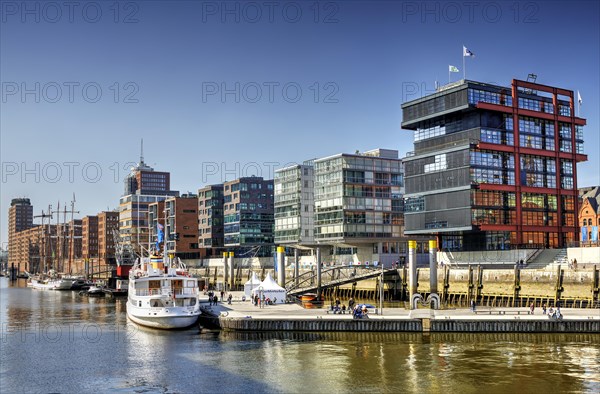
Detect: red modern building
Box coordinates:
(402, 79, 587, 250)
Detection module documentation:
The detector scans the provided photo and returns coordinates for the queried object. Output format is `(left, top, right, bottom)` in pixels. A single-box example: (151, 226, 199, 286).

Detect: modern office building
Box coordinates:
(401, 79, 587, 250)
(198, 184, 225, 256)
(7, 198, 33, 267)
(149, 195, 200, 259)
(312, 149, 419, 264)
(274, 162, 315, 245)
(119, 149, 178, 256)
(579, 186, 600, 246)
(223, 177, 274, 256)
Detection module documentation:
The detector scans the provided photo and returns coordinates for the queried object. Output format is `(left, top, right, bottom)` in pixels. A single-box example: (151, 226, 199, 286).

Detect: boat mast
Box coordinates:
(34, 206, 53, 274)
(55, 201, 61, 272)
(68, 194, 79, 275)
(63, 205, 68, 272)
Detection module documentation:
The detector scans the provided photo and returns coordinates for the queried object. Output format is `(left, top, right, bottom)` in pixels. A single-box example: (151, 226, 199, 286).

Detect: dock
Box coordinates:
(198, 293, 600, 333)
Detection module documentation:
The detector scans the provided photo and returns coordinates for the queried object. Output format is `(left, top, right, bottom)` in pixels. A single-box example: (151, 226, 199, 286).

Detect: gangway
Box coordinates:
(286, 266, 398, 297)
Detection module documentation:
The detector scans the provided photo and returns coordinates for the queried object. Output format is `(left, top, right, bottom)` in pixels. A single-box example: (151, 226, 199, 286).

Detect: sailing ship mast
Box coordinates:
(34, 206, 53, 274)
(68, 194, 80, 275)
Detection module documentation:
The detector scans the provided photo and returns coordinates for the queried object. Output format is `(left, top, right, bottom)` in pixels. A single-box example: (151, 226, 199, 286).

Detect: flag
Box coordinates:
(156, 223, 164, 250)
(577, 90, 582, 105)
(463, 46, 475, 57)
(449, 65, 459, 73)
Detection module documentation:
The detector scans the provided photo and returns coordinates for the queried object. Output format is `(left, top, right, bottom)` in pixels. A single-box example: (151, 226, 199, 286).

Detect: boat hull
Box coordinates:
(126, 309, 200, 329)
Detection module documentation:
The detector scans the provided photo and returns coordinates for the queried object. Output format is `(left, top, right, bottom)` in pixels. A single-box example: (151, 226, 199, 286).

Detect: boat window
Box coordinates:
(150, 299, 161, 307)
(186, 280, 195, 287)
(190, 298, 196, 306)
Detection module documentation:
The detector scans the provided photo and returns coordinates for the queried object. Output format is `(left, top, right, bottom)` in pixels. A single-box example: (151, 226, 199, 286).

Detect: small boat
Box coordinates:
(103, 279, 129, 297)
(127, 254, 201, 329)
(79, 284, 105, 296)
(87, 285, 105, 296)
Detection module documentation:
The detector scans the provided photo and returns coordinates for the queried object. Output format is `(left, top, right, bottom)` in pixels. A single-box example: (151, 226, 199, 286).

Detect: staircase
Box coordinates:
(525, 249, 566, 269)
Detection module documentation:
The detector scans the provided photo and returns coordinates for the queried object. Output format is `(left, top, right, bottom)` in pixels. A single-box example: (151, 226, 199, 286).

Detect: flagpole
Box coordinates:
(449, 68, 451, 84)
(463, 51, 466, 80)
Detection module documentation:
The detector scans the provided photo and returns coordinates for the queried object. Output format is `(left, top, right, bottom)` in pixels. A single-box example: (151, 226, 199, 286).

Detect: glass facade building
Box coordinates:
(274, 163, 314, 245)
(314, 149, 405, 244)
(198, 184, 225, 254)
(223, 177, 274, 256)
(401, 79, 587, 251)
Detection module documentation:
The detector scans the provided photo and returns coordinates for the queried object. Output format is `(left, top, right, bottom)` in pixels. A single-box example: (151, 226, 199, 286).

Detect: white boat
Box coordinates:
(27, 271, 76, 290)
(127, 255, 201, 329)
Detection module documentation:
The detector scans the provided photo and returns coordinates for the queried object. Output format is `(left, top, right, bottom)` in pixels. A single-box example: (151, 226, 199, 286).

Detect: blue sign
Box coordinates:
(592, 226, 599, 242)
(582, 226, 588, 242)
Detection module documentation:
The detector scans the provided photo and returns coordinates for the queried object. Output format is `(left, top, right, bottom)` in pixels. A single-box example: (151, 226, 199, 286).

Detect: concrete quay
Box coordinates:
(198, 293, 600, 333)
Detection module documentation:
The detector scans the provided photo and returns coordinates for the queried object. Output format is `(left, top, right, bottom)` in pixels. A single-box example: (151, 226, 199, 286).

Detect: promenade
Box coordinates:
(198, 292, 600, 333)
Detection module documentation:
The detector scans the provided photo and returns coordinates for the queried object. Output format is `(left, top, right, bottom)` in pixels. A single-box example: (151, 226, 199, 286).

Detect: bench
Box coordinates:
(326, 309, 347, 315)
(474, 310, 532, 315)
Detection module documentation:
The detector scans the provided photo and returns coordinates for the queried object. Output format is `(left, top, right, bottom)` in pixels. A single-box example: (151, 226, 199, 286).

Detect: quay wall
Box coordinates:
(191, 266, 598, 302)
(215, 317, 600, 333)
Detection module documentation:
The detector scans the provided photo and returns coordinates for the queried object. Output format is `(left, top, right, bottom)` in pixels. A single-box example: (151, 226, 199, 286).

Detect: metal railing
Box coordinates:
(134, 288, 198, 297)
(286, 265, 393, 294)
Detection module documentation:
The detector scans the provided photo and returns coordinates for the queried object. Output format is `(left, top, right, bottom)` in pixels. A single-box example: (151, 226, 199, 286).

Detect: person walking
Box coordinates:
(471, 299, 476, 312)
(542, 303, 547, 314)
(348, 297, 355, 311)
(530, 302, 535, 314)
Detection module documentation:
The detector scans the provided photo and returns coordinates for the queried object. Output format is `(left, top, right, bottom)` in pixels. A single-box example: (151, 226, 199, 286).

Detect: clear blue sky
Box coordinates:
(1, 0, 599, 244)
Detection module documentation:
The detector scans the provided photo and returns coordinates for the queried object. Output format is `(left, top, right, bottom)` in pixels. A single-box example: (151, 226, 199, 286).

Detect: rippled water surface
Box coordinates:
(1, 278, 599, 393)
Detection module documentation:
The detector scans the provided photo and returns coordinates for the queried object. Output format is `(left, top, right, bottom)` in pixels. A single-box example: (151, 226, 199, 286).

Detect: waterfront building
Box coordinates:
(401, 79, 587, 251)
(274, 162, 315, 245)
(98, 211, 118, 265)
(312, 149, 419, 265)
(118, 148, 178, 256)
(223, 177, 274, 257)
(198, 184, 225, 256)
(149, 195, 201, 260)
(579, 186, 600, 246)
(7, 198, 33, 268)
(82, 215, 99, 262)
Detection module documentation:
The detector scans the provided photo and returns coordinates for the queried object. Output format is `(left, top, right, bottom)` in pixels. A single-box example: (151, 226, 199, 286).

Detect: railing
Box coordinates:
(286, 265, 392, 293)
(134, 288, 198, 297)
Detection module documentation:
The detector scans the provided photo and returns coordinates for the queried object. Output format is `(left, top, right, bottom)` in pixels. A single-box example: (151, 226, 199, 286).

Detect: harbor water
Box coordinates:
(1, 278, 599, 393)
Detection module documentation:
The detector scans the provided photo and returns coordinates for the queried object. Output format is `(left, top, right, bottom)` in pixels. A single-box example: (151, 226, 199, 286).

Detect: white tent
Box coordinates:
(251, 273, 286, 304)
(244, 272, 261, 297)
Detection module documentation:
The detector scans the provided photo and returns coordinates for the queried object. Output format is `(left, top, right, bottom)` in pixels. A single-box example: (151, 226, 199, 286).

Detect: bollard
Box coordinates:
(223, 252, 228, 291)
(428, 240, 440, 309)
(229, 252, 235, 291)
(277, 246, 285, 288)
(316, 247, 322, 299)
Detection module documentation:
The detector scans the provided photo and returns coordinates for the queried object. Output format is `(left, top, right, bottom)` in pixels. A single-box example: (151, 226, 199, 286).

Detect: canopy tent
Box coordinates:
(244, 272, 261, 297)
(251, 273, 287, 304)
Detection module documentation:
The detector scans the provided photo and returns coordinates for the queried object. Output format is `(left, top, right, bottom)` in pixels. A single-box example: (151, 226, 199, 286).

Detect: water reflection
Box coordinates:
(1, 278, 599, 394)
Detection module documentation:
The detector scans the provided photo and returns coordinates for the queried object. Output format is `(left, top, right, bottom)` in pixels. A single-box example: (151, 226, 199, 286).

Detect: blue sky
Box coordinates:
(1, 0, 599, 244)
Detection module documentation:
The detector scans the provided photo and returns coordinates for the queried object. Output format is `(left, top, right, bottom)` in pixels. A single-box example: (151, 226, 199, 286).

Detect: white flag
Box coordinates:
(577, 90, 582, 105)
(449, 65, 459, 73)
(463, 46, 475, 57)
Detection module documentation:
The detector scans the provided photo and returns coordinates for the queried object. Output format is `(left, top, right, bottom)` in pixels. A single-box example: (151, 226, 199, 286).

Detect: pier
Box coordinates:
(198, 292, 600, 334)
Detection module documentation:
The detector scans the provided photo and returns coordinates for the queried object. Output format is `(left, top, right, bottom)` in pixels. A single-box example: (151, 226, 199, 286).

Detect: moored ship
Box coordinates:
(126, 255, 201, 329)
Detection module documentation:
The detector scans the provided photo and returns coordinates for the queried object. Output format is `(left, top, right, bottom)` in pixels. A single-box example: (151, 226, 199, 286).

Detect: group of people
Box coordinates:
(352, 304, 370, 319)
(252, 294, 275, 308)
(207, 290, 233, 306)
